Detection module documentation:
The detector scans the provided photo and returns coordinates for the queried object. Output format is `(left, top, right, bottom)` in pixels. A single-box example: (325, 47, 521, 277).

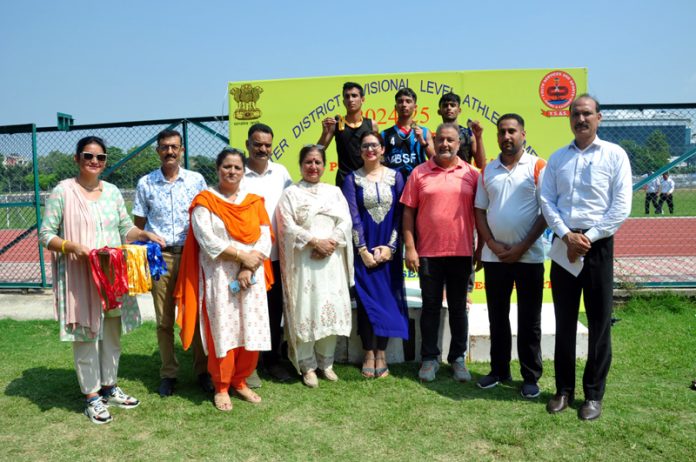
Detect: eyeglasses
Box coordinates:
(157, 144, 182, 152)
(81, 152, 107, 162)
(360, 143, 381, 151)
(302, 144, 325, 150)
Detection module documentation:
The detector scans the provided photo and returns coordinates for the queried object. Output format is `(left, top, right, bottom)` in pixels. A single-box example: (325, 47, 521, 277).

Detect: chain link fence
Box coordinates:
(0, 117, 230, 288)
(1, 106, 695, 288)
(600, 104, 696, 287)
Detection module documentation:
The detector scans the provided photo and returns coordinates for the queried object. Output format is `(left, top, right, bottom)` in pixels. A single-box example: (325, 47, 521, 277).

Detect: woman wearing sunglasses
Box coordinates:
(341, 132, 408, 379)
(39, 136, 164, 425)
(276, 144, 353, 387)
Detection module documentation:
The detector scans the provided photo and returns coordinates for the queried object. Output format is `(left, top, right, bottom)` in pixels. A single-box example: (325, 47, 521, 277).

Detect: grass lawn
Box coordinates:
(1, 294, 695, 461)
(630, 189, 696, 217)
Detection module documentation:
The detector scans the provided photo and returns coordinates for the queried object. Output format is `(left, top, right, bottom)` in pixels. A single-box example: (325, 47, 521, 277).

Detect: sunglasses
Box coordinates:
(81, 152, 107, 162)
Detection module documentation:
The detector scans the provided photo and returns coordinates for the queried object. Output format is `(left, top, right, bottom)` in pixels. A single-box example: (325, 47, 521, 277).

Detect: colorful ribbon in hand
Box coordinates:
(131, 241, 168, 281)
(89, 247, 129, 311)
(120, 244, 152, 295)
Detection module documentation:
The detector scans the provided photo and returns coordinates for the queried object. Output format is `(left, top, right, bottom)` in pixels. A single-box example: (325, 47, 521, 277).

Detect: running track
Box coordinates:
(2, 216, 695, 285)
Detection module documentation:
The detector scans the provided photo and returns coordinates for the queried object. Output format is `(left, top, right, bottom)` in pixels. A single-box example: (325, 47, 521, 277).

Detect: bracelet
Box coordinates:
(235, 248, 240, 260)
(61, 240, 69, 254)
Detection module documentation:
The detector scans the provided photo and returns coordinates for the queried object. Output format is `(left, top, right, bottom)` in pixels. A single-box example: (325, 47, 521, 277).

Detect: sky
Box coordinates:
(1, 0, 695, 127)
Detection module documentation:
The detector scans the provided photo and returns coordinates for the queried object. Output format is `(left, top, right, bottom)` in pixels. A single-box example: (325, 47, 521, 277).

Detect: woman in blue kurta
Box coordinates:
(341, 131, 408, 378)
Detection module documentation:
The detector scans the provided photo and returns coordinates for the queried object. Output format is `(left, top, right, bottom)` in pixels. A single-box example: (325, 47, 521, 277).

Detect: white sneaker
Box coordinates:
(103, 386, 140, 409)
(84, 397, 113, 425)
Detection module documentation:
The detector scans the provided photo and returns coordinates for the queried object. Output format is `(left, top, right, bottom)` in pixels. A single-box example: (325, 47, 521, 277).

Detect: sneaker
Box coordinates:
(302, 370, 319, 388)
(84, 396, 113, 425)
(476, 374, 511, 389)
(318, 367, 339, 382)
(102, 386, 140, 409)
(521, 382, 541, 399)
(246, 369, 262, 389)
(451, 357, 472, 382)
(418, 360, 440, 382)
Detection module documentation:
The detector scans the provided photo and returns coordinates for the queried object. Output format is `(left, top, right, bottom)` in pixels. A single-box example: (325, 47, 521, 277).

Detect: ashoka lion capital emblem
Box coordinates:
(231, 84, 264, 120)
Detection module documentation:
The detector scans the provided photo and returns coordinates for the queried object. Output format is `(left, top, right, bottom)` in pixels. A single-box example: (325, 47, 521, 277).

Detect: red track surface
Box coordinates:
(2, 217, 696, 284)
(615, 217, 696, 256)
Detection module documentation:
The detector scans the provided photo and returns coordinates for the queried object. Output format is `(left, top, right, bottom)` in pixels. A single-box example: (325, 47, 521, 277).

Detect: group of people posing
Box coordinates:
(39, 83, 633, 424)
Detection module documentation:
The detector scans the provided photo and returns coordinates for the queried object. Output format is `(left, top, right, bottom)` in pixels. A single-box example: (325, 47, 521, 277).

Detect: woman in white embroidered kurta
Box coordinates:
(277, 145, 353, 387)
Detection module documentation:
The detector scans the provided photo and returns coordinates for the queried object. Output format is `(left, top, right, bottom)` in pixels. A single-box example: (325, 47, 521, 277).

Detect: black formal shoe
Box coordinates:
(546, 393, 573, 414)
(578, 400, 602, 420)
(198, 373, 214, 394)
(158, 378, 177, 397)
(266, 363, 292, 382)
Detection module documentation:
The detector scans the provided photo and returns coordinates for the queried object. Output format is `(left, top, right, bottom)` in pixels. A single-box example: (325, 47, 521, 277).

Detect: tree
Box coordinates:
(643, 130, 671, 171)
(189, 155, 217, 185)
(620, 130, 671, 175)
(103, 146, 160, 189)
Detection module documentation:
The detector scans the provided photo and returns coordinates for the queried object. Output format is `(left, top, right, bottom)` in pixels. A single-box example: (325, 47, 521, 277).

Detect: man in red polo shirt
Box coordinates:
(401, 122, 480, 382)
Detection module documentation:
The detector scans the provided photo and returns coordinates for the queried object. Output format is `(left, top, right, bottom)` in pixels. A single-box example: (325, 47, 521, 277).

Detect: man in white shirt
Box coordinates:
(657, 172, 675, 214)
(644, 174, 660, 214)
(243, 123, 293, 384)
(540, 94, 633, 420)
(474, 113, 547, 399)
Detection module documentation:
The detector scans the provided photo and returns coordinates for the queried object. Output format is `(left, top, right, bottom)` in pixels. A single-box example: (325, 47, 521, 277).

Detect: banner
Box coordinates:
(229, 68, 586, 178)
(229, 68, 588, 302)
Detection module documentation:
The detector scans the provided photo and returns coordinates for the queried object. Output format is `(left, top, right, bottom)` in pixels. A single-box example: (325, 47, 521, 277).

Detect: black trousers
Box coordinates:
(419, 256, 471, 363)
(261, 260, 284, 366)
(356, 293, 389, 351)
(644, 192, 659, 214)
(657, 193, 674, 214)
(551, 236, 614, 401)
(483, 262, 544, 383)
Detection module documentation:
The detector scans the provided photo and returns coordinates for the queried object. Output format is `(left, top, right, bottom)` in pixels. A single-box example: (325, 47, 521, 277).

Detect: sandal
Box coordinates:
(361, 355, 375, 379)
(375, 354, 389, 379)
(235, 386, 262, 404)
(213, 392, 233, 412)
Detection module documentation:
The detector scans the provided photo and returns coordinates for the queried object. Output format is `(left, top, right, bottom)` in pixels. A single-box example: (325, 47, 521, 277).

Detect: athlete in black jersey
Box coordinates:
(438, 92, 486, 169)
(318, 82, 377, 188)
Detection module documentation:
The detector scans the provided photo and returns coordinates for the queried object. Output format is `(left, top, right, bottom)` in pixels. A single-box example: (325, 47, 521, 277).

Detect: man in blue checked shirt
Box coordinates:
(134, 129, 212, 397)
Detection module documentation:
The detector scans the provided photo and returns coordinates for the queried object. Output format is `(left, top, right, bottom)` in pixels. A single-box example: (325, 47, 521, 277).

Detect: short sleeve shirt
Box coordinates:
(474, 153, 545, 263)
(400, 158, 479, 257)
(133, 167, 207, 246)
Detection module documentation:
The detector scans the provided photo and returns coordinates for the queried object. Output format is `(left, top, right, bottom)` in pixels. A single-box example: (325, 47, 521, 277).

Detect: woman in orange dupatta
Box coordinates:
(175, 148, 273, 412)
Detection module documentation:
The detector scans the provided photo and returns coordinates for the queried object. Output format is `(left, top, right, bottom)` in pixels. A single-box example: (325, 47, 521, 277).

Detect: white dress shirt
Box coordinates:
(540, 136, 633, 243)
(660, 177, 675, 195)
(244, 161, 293, 261)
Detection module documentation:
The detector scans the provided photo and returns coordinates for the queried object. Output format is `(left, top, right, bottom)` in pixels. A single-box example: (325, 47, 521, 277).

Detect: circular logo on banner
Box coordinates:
(539, 71, 577, 109)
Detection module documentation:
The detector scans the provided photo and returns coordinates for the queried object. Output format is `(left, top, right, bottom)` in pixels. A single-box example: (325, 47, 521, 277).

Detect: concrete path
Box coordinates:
(0, 291, 156, 321)
(0, 290, 588, 364)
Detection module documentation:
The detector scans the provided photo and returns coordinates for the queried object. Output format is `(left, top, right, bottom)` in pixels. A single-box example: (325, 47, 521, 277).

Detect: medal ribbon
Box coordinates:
(88, 247, 129, 311)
